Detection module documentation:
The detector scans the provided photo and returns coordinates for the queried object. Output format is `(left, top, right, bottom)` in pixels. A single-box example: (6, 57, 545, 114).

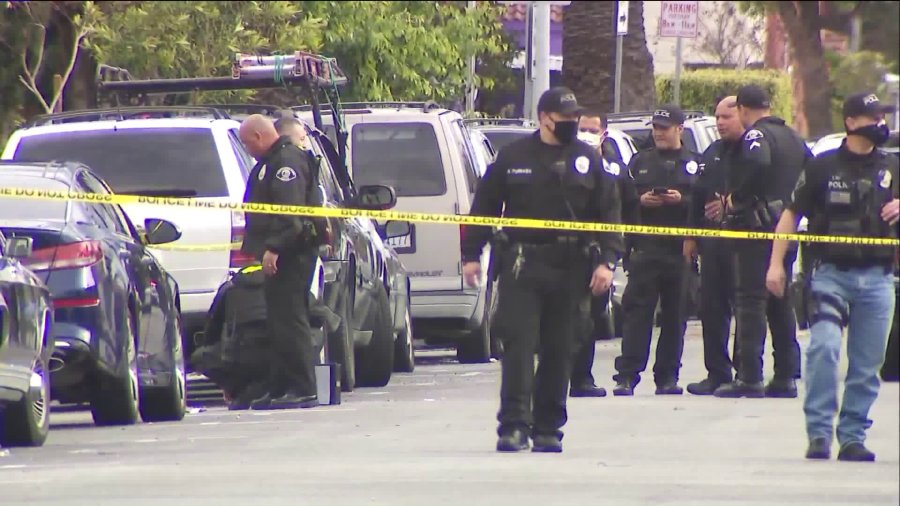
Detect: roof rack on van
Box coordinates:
(293, 101, 443, 113)
(606, 110, 707, 122)
(463, 118, 536, 128)
(23, 106, 230, 127)
(212, 104, 289, 119)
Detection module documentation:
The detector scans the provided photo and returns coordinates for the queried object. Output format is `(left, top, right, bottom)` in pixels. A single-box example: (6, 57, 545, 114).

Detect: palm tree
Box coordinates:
(562, 1, 656, 114)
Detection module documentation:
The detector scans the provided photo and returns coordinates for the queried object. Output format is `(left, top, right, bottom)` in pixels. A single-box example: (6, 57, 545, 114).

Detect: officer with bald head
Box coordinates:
(238, 114, 321, 411)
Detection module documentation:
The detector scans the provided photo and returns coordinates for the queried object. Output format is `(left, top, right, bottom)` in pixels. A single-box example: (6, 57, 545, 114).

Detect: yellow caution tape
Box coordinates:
(2, 186, 898, 248)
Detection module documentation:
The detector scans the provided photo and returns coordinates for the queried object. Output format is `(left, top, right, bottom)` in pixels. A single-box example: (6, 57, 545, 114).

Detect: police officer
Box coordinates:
(612, 105, 700, 396)
(683, 96, 742, 394)
(461, 88, 622, 453)
(238, 114, 320, 410)
(766, 92, 899, 461)
(569, 110, 632, 397)
(715, 85, 809, 398)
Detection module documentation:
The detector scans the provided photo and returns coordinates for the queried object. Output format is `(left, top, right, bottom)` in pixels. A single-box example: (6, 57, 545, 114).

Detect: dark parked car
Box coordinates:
(0, 232, 53, 447)
(0, 161, 187, 426)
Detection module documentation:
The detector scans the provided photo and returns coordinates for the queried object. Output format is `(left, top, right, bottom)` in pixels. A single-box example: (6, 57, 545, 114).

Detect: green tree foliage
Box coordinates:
(656, 69, 792, 121)
(298, 1, 510, 103)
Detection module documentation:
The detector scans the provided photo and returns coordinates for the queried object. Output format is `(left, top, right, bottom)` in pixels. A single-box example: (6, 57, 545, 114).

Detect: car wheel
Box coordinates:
(0, 356, 50, 447)
(457, 280, 496, 364)
(393, 301, 415, 373)
(354, 284, 394, 387)
(91, 311, 139, 426)
(328, 283, 356, 392)
(139, 316, 186, 422)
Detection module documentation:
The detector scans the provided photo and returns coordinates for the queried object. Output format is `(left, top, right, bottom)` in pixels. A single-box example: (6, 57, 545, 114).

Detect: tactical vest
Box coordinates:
(809, 163, 896, 264)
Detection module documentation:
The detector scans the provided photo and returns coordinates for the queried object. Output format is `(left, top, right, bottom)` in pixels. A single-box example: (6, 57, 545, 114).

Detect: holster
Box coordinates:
(487, 229, 509, 282)
(790, 270, 812, 330)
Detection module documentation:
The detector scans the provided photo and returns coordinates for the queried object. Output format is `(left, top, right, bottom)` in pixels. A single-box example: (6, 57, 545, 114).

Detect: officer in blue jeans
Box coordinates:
(766, 92, 899, 462)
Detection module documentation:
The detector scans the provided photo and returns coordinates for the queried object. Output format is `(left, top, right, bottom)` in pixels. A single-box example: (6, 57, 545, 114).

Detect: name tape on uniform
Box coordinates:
(1, 186, 898, 249)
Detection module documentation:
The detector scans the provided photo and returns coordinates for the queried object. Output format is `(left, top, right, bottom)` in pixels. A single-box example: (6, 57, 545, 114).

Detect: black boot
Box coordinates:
(570, 383, 608, 398)
(531, 434, 563, 453)
(765, 378, 798, 398)
(805, 437, 831, 460)
(269, 392, 319, 410)
(687, 378, 727, 396)
(613, 378, 636, 396)
(496, 428, 530, 452)
(655, 381, 683, 395)
(837, 442, 876, 462)
(713, 379, 765, 398)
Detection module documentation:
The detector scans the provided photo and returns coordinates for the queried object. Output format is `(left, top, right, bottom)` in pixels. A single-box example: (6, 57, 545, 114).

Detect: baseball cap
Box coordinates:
(650, 105, 685, 127)
(736, 85, 771, 109)
(537, 87, 586, 116)
(842, 92, 896, 119)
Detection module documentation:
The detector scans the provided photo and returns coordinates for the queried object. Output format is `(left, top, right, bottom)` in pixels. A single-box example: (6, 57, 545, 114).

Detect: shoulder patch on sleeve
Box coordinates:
(276, 167, 297, 182)
(744, 129, 764, 141)
(603, 159, 621, 176)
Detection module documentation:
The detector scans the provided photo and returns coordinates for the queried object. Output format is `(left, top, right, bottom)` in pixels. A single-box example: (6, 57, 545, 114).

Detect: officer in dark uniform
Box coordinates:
(715, 85, 809, 398)
(238, 114, 320, 410)
(569, 110, 632, 398)
(766, 92, 899, 461)
(612, 105, 700, 396)
(683, 95, 742, 394)
(461, 88, 623, 453)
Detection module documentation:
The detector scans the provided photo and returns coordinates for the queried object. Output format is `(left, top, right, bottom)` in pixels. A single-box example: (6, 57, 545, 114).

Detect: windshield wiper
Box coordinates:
(120, 189, 199, 198)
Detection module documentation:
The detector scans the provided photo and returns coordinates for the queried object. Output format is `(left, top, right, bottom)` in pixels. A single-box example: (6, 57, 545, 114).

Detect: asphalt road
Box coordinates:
(1, 323, 898, 506)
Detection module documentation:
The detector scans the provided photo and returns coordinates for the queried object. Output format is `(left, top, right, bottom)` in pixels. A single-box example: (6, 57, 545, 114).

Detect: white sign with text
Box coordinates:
(659, 0, 699, 38)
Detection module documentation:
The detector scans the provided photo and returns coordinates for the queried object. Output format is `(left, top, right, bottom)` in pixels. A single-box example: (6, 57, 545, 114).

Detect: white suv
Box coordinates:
(1, 108, 256, 359)
(296, 103, 497, 363)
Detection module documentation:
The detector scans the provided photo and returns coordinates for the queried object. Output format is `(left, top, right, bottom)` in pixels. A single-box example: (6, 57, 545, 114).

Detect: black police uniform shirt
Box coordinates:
(690, 138, 738, 229)
(626, 145, 701, 252)
(789, 140, 899, 266)
(461, 132, 624, 267)
(241, 136, 317, 259)
(729, 116, 810, 209)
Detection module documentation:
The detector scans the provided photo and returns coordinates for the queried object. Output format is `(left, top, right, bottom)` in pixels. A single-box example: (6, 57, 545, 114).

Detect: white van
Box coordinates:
(296, 103, 497, 363)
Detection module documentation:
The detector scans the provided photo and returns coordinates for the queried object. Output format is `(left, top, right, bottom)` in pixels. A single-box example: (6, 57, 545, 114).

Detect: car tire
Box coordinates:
(328, 284, 356, 392)
(139, 316, 186, 422)
(457, 280, 498, 364)
(393, 301, 415, 373)
(354, 284, 394, 387)
(91, 311, 140, 426)
(0, 356, 50, 447)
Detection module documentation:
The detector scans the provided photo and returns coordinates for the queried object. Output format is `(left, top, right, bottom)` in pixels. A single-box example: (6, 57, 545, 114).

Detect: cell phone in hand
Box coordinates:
(652, 187, 669, 195)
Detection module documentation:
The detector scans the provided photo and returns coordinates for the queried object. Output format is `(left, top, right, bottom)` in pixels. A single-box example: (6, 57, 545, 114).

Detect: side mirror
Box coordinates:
(381, 220, 411, 240)
(355, 185, 397, 211)
(4, 236, 33, 259)
(144, 218, 182, 245)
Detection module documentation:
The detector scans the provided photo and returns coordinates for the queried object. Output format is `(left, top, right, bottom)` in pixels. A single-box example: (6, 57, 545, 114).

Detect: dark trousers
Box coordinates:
(495, 245, 587, 438)
(614, 250, 688, 385)
(571, 289, 612, 388)
(699, 238, 736, 383)
(264, 251, 318, 397)
(733, 241, 800, 383)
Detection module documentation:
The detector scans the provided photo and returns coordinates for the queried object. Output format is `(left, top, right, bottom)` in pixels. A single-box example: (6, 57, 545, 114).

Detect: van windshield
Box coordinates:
(350, 123, 446, 197)
(13, 128, 228, 197)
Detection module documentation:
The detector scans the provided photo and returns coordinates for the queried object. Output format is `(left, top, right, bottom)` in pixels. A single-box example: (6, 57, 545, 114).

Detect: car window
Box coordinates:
(449, 120, 480, 194)
(75, 171, 126, 234)
(350, 122, 447, 197)
(14, 128, 228, 197)
(482, 130, 533, 152)
(0, 176, 69, 222)
(228, 129, 254, 179)
(80, 171, 139, 239)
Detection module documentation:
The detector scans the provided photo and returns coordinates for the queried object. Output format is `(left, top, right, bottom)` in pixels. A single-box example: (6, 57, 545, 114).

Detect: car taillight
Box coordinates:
(22, 241, 102, 271)
(53, 296, 100, 309)
(229, 210, 255, 269)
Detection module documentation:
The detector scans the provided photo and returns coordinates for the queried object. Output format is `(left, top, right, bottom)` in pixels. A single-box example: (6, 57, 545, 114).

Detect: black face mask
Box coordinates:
(550, 119, 578, 145)
(848, 123, 890, 146)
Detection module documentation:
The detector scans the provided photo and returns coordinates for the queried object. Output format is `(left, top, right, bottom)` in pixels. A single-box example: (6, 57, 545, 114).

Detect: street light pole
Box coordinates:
(466, 0, 477, 115)
(531, 1, 551, 120)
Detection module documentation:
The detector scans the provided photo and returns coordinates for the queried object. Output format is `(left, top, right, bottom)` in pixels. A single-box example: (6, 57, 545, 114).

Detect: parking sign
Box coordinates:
(659, 0, 699, 38)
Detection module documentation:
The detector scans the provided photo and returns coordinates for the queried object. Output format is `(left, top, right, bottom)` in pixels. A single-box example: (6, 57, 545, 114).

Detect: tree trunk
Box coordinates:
(620, 1, 656, 111)
(561, 0, 615, 114)
(777, 1, 834, 139)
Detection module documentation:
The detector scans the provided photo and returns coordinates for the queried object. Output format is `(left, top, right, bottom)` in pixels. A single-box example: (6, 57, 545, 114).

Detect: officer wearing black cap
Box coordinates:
(766, 92, 898, 461)
(715, 85, 811, 399)
(611, 105, 701, 396)
(461, 87, 623, 453)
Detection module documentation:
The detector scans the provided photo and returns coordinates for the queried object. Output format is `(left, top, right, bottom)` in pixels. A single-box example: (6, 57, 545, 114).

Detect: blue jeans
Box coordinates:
(804, 263, 896, 446)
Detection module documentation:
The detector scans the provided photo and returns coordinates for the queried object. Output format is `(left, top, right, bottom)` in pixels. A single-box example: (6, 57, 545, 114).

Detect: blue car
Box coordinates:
(0, 232, 54, 447)
(0, 161, 186, 426)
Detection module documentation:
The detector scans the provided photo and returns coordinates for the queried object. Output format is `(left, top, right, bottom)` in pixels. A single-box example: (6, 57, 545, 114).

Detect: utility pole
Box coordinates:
(614, 1, 629, 113)
(466, 0, 477, 115)
(523, 2, 534, 120)
(531, 1, 551, 120)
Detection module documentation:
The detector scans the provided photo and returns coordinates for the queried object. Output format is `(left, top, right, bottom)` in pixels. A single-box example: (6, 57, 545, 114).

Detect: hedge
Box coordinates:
(655, 69, 792, 121)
